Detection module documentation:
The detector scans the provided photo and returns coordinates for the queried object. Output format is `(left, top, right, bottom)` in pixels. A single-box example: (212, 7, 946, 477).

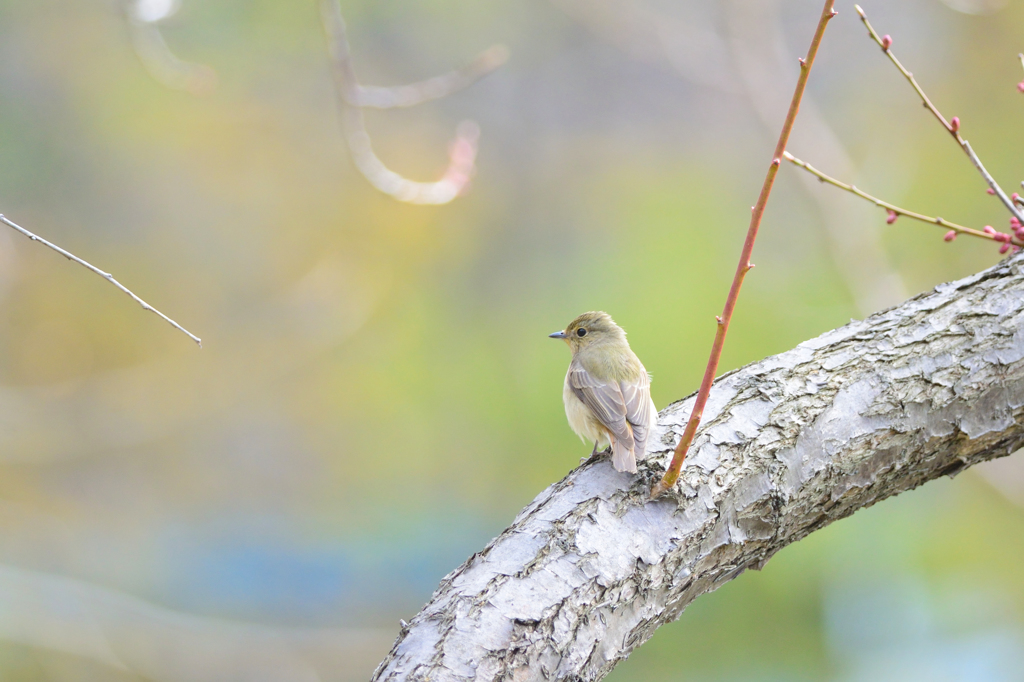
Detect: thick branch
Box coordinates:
(373, 253, 1024, 681)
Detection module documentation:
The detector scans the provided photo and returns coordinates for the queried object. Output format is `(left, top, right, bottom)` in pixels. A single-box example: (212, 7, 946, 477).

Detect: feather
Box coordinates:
(567, 357, 654, 473)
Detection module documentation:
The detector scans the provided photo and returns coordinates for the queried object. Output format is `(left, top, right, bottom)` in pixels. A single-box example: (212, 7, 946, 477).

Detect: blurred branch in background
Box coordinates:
(123, 0, 217, 95)
(0, 563, 392, 681)
(0, 214, 201, 346)
(320, 0, 507, 205)
(550, 0, 908, 314)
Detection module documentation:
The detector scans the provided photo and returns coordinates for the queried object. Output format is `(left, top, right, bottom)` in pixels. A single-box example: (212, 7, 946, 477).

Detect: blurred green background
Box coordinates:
(0, 0, 1023, 679)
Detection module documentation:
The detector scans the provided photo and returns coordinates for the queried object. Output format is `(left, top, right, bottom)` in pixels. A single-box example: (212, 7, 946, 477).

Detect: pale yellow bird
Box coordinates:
(549, 311, 656, 473)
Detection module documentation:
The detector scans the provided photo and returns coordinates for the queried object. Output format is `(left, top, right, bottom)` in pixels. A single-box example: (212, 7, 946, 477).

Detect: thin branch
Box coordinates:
(0, 214, 202, 347)
(783, 151, 1022, 248)
(651, 0, 836, 499)
(320, 0, 503, 205)
(855, 5, 1024, 225)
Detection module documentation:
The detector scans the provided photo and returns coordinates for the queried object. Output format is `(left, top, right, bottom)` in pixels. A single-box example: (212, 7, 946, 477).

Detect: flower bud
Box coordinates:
(944, 230, 957, 242)
(1018, 81, 1024, 93)
(984, 225, 996, 235)
(881, 35, 892, 50)
(987, 188, 996, 195)
(950, 117, 960, 133)
(886, 210, 898, 224)
(1000, 243, 1011, 254)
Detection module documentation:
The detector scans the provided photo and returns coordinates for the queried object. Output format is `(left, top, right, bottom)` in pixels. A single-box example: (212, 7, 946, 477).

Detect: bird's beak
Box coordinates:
(548, 330, 568, 339)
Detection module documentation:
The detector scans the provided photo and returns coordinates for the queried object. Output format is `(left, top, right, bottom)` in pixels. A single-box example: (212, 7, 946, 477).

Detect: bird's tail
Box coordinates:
(612, 435, 637, 474)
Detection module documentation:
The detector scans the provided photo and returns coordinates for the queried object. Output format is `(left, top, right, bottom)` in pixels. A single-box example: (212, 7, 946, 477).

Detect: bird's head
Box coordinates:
(549, 311, 626, 353)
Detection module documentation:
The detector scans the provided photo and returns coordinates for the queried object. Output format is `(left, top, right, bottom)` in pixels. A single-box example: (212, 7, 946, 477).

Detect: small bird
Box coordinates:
(549, 311, 656, 473)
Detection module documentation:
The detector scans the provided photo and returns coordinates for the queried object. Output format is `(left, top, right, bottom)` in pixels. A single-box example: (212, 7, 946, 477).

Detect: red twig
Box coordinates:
(651, 0, 836, 499)
(854, 5, 1024, 225)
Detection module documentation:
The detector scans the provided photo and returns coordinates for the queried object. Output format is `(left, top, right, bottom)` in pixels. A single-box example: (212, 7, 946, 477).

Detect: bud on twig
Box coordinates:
(1018, 81, 1024, 93)
(984, 226, 996, 235)
(987, 188, 996, 195)
(944, 230, 957, 242)
(950, 117, 960, 133)
(881, 34, 892, 50)
(1000, 243, 1011, 254)
(886, 210, 898, 224)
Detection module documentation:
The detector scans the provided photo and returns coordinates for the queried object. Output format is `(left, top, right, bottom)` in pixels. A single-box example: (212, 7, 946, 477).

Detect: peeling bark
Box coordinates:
(372, 255, 1024, 681)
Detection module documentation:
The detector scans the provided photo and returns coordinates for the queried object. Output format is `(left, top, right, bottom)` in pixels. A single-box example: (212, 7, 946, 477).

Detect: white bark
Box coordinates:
(372, 255, 1024, 681)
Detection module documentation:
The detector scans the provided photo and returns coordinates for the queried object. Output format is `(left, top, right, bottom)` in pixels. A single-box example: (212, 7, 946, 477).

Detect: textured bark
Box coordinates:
(372, 255, 1024, 681)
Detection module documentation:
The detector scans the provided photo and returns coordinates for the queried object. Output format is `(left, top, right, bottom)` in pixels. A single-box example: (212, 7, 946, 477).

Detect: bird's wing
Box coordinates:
(568, 359, 634, 449)
(621, 372, 655, 456)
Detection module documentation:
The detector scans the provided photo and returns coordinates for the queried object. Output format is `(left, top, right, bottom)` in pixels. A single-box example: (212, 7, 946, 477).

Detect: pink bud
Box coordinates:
(950, 117, 960, 133)
(881, 35, 892, 50)
(1011, 217, 1020, 228)
(1000, 242, 1011, 254)
(886, 210, 898, 224)
(995, 232, 1011, 243)
(984, 225, 996, 235)
(1018, 81, 1024, 93)
(987, 188, 996, 195)
(944, 230, 957, 242)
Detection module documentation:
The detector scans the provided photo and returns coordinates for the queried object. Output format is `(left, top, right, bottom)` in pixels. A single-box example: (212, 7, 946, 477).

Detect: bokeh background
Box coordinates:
(1, 0, 1023, 679)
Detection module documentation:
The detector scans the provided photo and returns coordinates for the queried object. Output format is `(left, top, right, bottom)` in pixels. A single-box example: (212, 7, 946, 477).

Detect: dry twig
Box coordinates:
(0, 214, 201, 346)
(651, 0, 837, 498)
(320, 0, 507, 205)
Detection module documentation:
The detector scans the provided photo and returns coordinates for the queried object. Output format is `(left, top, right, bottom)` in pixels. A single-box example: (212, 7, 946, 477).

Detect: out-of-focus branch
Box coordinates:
(0, 214, 201, 346)
(784, 152, 1022, 249)
(123, 0, 217, 95)
(320, 0, 505, 205)
(347, 45, 509, 110)
(0, 563, 392, 681)
(856, 5, 1024, 225)
(651, 0, 837, 498)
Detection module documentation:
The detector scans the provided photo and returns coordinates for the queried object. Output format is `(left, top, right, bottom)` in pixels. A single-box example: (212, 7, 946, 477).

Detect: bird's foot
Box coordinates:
(580, 443, 613, 465)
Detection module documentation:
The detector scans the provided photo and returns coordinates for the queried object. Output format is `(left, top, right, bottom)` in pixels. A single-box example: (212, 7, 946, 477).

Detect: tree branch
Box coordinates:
(372, 253, 1024, 680)
(0, 214, 201, 346)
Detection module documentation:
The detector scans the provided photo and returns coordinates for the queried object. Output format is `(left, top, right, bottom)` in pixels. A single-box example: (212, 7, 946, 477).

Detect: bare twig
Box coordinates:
(855, 5, 1024, 225)
(320, 0, 504, 205)
(784, 151, 1022, 247)
(0, 214, 201, 346)
(651, 0, 837, 499)
(123, 0, 217, 95)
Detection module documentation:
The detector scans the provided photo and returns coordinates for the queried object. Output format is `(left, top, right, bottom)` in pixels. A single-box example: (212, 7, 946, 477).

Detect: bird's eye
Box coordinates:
(576, 328, 587, 337)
